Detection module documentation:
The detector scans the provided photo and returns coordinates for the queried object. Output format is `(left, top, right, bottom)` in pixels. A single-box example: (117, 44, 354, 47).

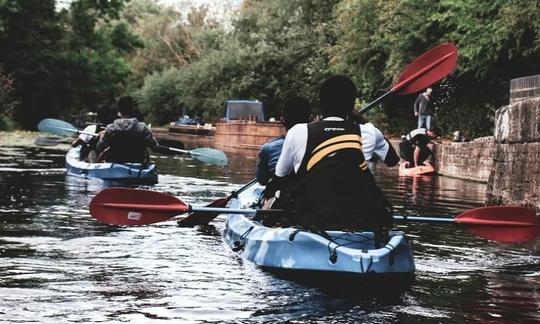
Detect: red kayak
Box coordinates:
(399, 161, 435, 176)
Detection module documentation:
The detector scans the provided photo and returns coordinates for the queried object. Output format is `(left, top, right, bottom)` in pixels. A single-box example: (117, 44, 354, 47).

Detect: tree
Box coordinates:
(331, 0, 540, 137)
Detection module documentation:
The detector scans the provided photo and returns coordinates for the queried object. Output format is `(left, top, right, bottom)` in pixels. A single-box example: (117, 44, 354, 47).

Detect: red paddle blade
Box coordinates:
(455, 206, 538, 227)
(90, 188, 189, 226)
(392, 43, 458, 95)
(176, 196, 231, 227)
(466, 225, 539, 243)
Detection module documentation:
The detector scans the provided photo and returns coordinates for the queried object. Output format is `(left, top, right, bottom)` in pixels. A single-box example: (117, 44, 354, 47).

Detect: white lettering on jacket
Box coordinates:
(324, 127, 345, 131)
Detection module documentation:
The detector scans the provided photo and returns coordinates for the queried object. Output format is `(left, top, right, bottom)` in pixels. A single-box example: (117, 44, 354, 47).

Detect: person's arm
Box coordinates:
(383, 139, 399, 167)
(274, 126, 298, 177)
(142, 125, 159, 149)
(96, 128, 111, 154)
(413, 145, 421, 166)
(414, 95, 420, 116)
(255, 144, 271, 185)
(368, 124, 399, 167)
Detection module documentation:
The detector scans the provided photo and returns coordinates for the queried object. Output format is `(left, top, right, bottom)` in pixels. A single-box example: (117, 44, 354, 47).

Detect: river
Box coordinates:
(0, 142, 538, 323)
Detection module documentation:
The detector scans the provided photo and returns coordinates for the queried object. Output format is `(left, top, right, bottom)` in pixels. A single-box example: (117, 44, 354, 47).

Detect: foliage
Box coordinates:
(135, 0, 339, 125)
(1, 0, 539, 136)
(0, 66, 18, 130)
(332, 0, 540, 137)
(0, 0, 137, 129)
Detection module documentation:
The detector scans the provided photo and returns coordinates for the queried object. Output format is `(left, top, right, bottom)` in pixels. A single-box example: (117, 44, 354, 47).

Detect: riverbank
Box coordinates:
(0, 131, 42, 146)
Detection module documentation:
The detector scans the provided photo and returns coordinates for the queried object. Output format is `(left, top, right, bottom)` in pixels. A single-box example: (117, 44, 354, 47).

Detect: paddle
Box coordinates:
(176, 178, 258, 227)
(153, 145, 228, 166)
(38, 118, 97, 137)
(393, 206, 539, 243)
(38, 118, 228, 166)
(89, 188, 538, 242)
(357, 43, 458, 114)
(89, 187, 282, 226)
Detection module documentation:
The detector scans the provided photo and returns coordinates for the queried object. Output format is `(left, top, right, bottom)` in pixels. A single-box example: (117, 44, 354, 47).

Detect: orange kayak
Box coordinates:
(398, 161, 435, 176)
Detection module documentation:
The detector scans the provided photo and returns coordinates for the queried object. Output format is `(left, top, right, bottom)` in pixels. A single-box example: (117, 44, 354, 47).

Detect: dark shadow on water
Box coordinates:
(262, 268, 414, 300)
(193, 224, 222, 237)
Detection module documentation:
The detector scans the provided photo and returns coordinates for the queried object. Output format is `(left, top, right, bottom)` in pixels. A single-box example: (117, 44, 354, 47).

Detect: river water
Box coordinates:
(0, 143, 538, 323)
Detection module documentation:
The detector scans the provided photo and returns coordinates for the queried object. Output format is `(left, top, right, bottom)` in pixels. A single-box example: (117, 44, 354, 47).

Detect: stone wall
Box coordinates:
(486, 142, 540, 211)
(486, 97, 540, 212)
(494, 97, 540, 143)
(431, 96, 540, 211)
(433, 137, 494, 183)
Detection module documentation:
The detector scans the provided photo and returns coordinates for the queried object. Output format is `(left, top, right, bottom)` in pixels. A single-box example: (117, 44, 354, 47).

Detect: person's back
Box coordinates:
(270, 76, 393, 231)
(256, 96, 310, 185)
(399, 128, 437, 166)
(97, 96, 158, 164)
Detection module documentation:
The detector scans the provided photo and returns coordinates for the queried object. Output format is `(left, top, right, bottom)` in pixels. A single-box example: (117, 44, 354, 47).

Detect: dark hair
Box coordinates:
(428, 126, 441, 137)
(283, 96, 310, 130)
(96, 103, 117, 125)
(319, 75, 357, 118)
(118, 96, 134, 116)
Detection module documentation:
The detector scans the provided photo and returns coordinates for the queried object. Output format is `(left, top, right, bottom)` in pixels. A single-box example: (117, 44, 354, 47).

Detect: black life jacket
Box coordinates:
(279, 119, 393, 231)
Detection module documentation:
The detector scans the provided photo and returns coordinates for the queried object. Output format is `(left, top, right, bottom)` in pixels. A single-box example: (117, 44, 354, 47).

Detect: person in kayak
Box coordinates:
(398, 128, 439, 167)
(71, 103, 118, 162)
(264, 75, 398, 233)
(255, 96, 311, 185)
(96, 96, 158, 164)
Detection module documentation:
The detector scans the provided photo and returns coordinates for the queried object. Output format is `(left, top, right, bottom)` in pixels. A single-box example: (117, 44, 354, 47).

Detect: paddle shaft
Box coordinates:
(163, 146, 215, 158)
(52, 125, 98, 137)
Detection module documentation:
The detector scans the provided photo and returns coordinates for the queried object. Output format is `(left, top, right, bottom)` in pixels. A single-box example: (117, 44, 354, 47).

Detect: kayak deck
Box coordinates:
(65, 147, 158, 184)
(223, 184, 416, 282)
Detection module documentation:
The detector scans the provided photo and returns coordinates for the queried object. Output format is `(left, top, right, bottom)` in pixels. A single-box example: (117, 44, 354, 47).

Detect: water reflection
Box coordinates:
(0, 143, 538, 323)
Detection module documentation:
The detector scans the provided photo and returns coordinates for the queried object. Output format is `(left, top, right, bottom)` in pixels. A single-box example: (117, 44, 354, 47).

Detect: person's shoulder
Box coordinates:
(360, 122, 383, 135)
(287, 123, 308, 135)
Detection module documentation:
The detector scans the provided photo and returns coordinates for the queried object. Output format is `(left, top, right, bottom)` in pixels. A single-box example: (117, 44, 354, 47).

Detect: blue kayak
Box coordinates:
(65, 147, 158, 184)
(223, 184, 416, 285)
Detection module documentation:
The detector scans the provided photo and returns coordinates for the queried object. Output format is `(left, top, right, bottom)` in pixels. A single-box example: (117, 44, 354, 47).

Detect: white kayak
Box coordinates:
(223, 183, 416, 286)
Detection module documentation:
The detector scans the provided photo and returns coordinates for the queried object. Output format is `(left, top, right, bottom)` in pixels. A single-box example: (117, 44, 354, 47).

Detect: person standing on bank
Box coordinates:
(414, 87, 433, 129)
(96, 96, 158, 164)
(265, 75, 398, 232)
(255, 96, 311, 185)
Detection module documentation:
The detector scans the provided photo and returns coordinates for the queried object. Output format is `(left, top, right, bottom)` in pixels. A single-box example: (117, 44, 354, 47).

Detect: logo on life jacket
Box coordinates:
(324, 127, 345, 131)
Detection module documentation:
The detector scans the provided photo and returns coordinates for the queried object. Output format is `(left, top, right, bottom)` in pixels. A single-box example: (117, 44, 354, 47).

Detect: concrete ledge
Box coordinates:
(486, 142, 540, 212)
(494, 97, 540, 143)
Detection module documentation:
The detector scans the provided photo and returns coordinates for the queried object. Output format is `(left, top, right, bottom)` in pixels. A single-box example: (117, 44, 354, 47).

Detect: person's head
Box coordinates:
(427, 127, 440, 138)
(426, 87, 433, 96)
(283, 96, 310, 130)
(319, 75, 357, 118)
(118, 96, 135, 117)
(97, 103, 117, 125)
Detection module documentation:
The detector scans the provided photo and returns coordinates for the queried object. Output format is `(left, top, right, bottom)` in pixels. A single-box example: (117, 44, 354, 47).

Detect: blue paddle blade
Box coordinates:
(38, 118, 78, 137)
(190, 148, 228, 166)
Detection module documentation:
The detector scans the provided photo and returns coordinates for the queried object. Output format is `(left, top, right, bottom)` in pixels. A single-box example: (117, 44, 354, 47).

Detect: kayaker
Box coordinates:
(96, 96, 158, 164)
(398, 128, 439, 167)
(71, 104, 116, 162)
(264, 75, 398, 233)
(255, 96, 311, 185)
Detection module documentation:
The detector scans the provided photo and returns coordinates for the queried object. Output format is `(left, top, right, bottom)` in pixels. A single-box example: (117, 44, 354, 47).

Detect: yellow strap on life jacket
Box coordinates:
(359, 161, 368, 170)
(306, 134, 363, 171)
(312, 134, 362, 153)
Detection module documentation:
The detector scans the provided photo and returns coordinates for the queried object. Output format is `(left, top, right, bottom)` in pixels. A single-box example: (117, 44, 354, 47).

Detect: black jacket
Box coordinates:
(97, 118, 158, 164)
